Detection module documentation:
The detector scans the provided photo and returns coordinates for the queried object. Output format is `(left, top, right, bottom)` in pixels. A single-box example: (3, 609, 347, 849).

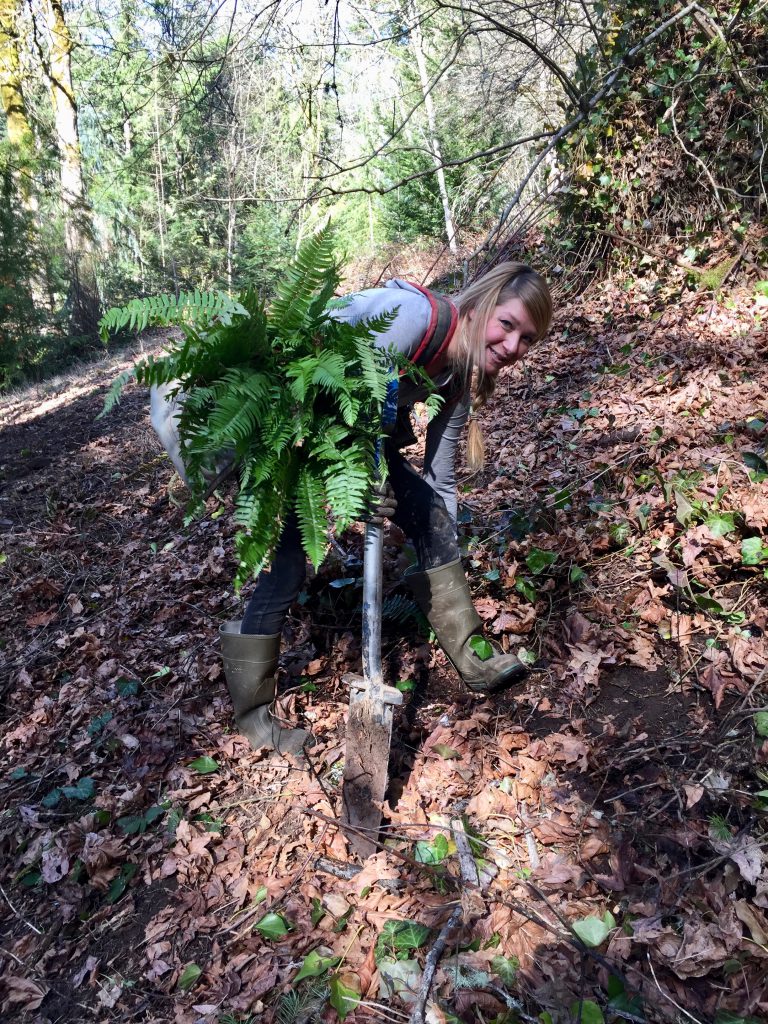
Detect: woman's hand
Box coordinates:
(362, 480, 398, 526)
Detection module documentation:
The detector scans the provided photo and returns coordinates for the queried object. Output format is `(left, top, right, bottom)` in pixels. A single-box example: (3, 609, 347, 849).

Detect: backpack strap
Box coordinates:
(405, 283, 459, 376)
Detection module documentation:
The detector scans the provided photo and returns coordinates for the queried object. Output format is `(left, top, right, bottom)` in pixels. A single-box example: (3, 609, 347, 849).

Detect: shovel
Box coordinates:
(341, 378, 402, 858)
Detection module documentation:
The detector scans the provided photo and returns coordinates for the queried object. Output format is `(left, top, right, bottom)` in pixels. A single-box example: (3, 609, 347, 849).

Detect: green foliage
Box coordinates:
(177, 963, 202, 990)
(572, 911, 616, 948)
(293, 950, 340, 983)
(469, 635, 494, 660)
(328, 975, 360, 1020)
(414, 833, 451, 864)
(374, 919, 431, 963)
(188, 756, 220, 774)
(549, 3, 767, 283)
(275, 980, 329, 1024)
(101, 227, 439, 583)
(98, 290, 248, 341)
(255, 912, 292, 940)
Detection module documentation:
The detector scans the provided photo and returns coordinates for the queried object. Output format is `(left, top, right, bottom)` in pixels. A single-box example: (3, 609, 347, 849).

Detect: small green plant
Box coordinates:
(374, 919, 431, 962)
(99, 225, 441, 586)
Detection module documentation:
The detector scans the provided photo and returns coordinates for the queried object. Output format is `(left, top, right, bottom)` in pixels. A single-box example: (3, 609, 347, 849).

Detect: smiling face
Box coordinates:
(480, 297, 538, 375)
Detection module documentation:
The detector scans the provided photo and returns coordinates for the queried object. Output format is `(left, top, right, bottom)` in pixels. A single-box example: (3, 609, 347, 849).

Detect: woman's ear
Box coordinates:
(466, 307, 475, 321)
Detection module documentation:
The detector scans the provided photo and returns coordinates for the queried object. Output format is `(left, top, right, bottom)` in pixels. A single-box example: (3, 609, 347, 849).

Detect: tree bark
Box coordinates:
(408, 2, 458, 252)
(0, 0, 32, 151)
(44, 0, 100, 336)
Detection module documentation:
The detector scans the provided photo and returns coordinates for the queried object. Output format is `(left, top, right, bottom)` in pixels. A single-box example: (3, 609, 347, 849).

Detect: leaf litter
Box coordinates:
(0, 283, 767, 1023)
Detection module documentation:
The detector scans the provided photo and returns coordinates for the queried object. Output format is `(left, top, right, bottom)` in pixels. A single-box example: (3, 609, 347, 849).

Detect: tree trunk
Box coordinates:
(408, 2, 458, 253)
(44, 0, 100, 336)
(0, 0, 34, 195)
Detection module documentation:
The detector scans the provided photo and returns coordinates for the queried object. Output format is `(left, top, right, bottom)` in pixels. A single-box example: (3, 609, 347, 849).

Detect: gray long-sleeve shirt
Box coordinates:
(150, 279, 469, 523)
(332, 280, 469, 523)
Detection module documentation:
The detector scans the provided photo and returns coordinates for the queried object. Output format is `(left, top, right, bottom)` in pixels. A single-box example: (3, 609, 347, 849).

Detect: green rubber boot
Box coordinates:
(219, 620, 312, 756)
(406, 559, 529, 694)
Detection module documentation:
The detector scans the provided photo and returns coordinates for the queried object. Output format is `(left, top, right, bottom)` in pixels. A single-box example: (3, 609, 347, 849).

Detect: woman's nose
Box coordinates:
(503, 333, 520, 356)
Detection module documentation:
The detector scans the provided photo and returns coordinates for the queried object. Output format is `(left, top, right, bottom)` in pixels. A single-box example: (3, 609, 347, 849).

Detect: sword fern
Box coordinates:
(100, 225, 437, 586)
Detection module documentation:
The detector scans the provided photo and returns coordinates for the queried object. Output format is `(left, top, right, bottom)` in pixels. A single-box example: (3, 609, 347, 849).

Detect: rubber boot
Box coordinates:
(406, 559, 529, 694)
(219, 620, 312, 756)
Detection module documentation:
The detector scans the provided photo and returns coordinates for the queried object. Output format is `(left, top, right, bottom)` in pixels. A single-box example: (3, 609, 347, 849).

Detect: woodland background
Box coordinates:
(1, 2, 768, 1024)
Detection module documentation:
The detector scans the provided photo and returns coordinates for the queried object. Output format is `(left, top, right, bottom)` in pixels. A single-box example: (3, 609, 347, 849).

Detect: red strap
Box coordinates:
(405, 282, 459, 376)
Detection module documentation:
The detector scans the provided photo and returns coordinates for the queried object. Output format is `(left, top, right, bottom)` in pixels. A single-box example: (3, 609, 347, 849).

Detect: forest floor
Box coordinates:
(1, 273, 767, 1024)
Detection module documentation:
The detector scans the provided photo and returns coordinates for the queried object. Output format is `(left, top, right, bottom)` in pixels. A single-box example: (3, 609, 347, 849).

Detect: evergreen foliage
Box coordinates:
(100, 225, 442, 585)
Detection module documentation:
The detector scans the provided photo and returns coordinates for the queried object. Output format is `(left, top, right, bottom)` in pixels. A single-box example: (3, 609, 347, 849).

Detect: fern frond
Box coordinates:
(295, 465, 328, 569)
(311, 351, 347, 392)
(382, 593, 419, 624)
(323, 449, 372, 525)
(353, 336, 388, 403)
(269, 223, 338, 335)
(98, 368, 135, 418)
(99, 290, 248, 341)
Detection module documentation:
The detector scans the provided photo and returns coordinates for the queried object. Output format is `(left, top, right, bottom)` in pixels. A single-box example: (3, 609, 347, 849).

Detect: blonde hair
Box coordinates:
(451, 262, 552, 469)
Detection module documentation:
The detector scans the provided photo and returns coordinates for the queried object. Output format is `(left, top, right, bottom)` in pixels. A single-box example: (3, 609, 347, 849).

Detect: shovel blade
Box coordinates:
(342, 696, 394, 858)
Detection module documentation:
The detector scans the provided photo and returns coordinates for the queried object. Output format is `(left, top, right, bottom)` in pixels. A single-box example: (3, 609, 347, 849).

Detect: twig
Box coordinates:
(453, 818, 479, 886)
(0, 883, 42, 935)
(480, 984, 540, 1024)
(315, 856, 403, 892)
(519, 800, 540, 869)
(0, 946, 26, 967)
(645, 950, 705, 1024)
(409, 819, 483, 1024)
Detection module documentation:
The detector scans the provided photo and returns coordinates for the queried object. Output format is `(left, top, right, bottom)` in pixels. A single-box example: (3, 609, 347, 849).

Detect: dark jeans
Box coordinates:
(241, 444, 459, 635)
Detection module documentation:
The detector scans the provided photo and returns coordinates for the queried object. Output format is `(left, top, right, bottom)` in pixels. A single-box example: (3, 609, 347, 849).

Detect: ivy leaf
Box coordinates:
(432, 743, 461, 760)
(468, 635, 493, 661)
(329, 974, 361, 1020)
(177, 963, 201, 991)
(525, 548, 558, 574)
(255, 911, 291, 940)
(117, 814, 146, 835)
(755, 712, 768, 738)
(516, 577, 538, 602)
(517, 647, 537, 666)
(414, 833, 450, 865)
(673, 489, 694, 526)
(694, 594, 724, 614)
(570, 999, 604, 1024)
(61, 777, 95, 800)
(188, 756, 219, 774)
(107, 862, 138, 903)
(116, 677, 139, 697)
(572, 911, 616, 948)
(375, 920, 431, 963)
(310, 897, 325, 927)
(294, 949, 341, 983)
(491, 954, 519, 986)
(741, 537, 768, 565)
(742, 451, 768, 475)
(706, 513, 736, 537)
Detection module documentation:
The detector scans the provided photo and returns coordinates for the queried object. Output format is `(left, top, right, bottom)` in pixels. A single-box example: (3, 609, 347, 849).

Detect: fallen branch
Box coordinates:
(408, 819, 484, 1024)
(315, 856, 404, 892)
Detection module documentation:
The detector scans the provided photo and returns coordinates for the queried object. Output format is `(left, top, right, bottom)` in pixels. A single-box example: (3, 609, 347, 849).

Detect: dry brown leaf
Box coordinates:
(1, 976, 49, 1011)
(734, 899, 768, 951)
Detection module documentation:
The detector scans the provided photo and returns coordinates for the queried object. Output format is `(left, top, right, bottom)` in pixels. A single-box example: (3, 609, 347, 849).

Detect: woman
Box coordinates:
(217, 262, 553, 755)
